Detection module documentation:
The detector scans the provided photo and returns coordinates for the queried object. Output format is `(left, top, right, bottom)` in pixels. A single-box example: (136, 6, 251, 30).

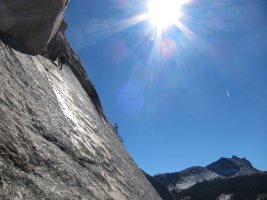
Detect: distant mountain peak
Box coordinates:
(207, 156, 258, 177)
(232, 155, 240, 159)
(153, 156, 262, 194)
(232, 155, 248, 161)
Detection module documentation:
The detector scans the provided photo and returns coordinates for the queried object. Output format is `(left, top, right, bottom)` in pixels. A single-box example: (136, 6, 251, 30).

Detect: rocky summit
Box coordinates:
(206, 155, 259, 177)
(0, 1, 161, 199)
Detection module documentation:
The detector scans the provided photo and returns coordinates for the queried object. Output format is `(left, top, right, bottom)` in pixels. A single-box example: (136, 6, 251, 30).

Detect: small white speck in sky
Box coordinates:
(150, 36, 155, 41)
(226, 89, 230, 98)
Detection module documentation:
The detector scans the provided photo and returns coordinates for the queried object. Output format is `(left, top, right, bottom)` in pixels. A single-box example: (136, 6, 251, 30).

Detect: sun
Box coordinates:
(147, 0, 185, 31)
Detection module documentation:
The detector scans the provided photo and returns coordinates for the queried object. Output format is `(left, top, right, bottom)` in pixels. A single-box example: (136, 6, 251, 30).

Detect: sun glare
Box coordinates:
(147, 0, 184, 31)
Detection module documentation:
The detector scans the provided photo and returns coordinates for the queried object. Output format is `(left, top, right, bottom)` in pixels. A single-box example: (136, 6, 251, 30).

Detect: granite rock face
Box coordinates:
(0, 0, 69, 55)
(41, 31, 105, 122)
(0, 24, 161, 200)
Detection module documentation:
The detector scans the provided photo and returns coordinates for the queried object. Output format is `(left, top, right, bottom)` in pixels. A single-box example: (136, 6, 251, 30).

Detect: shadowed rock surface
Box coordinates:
(0, 9, 161, 200)
(142, 170, 175, 200)
(0, 0, 69, 54)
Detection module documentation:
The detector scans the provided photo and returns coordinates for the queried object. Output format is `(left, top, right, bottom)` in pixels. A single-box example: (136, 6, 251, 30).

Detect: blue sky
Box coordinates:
(65, 0, 267, 175)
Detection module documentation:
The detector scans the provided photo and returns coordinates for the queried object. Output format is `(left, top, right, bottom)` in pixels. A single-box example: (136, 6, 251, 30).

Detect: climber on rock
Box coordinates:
(56, 55, 66, 70)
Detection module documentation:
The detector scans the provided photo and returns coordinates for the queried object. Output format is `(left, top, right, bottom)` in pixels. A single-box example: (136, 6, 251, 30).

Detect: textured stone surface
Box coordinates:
(41, 32, 105, 121)
(0, 0, 69, 54)
(0, 33, 161, 199)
